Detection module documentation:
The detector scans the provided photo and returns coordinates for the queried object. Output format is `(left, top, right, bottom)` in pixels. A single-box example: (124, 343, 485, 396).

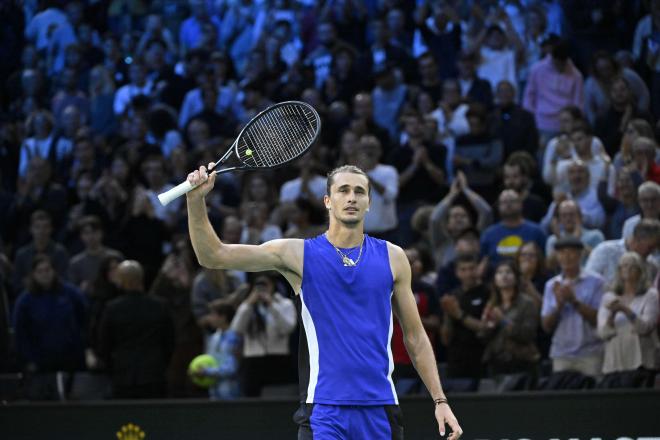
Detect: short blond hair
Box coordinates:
(326, 165, 370, 196)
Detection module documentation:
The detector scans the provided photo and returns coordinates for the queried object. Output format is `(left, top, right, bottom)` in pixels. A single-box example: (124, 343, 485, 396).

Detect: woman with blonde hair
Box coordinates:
(597, 252, 659, 384)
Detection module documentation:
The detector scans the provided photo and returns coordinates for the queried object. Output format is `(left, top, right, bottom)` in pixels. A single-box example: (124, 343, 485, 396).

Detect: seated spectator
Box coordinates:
(279, 153, 327, 205)
(350, 93, 391, 157)
(414, 52, 443, 104)
(355, 135, 399, 240)
(453, 104, 503, 202)
(98, 260, 175, 399)
(239, 201, 282, 245)
(597, 166, 641, 239)
(191, 267, 245, 334)
(436, 228, 484, 297)
(480, 189, 546, 266)
(622, 182, 660, 239)
(515, 242, 547, 307)
(495, 155, 546, 223)
(586, 219, 660, 286)
(304, 21, 347, 90)
(597, 252, 659, 379)
(631, 137, 660, 184)
(145, 105, 184, 159)
(515, 241, 552, 358)
(545, 200, 605, 270)
(230, 272, 297, 397)
(489, 80, 539, 160)
(283, 198, 327, 240)
(594, 76, 652, 158)
(440, 254, 489, 383)
(113, 59, 153, 116)
(542, 107, 605, 187)
(542, 160, 605, 231)
(555, 124, 613, 194)
(455, 51, 493, 109)
(480, 260, 540, 377)
(612, 119, 655, 173)
(542, 236, 605, 377)
(392, 247, 439, 395)
(13, 210, 69, 294)
(622, 181, 660, 239)
(11, 155, 69, 245)
(192, 303, 242, 400)
(583, 51, 650, 125)
(430, 171, 492, 268)
(68, 215, 123, 295)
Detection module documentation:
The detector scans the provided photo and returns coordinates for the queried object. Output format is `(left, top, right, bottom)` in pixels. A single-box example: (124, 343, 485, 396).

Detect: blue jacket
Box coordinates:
(13, 282, 87, 371)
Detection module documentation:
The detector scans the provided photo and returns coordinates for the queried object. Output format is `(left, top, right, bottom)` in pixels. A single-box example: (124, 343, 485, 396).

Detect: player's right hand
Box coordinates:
(187, 162, 217, 198)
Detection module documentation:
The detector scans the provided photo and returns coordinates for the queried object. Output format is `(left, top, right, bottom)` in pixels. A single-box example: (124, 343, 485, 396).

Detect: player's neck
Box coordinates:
(326, 224, 364, 248)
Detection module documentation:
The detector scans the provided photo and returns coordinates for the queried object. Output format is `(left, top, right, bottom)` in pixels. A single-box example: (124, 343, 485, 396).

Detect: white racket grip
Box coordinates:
(158, 180, 195, 206)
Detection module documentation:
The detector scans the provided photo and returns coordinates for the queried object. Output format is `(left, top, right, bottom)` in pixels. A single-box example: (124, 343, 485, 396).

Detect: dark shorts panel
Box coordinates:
(294, 404, 404, 440)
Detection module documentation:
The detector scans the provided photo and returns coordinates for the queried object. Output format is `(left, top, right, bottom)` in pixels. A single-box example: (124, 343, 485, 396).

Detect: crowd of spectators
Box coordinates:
(1, 0, 659, 400)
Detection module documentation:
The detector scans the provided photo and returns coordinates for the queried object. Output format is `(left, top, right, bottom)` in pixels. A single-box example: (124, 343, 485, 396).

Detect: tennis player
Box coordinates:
(186, 163, 462, 440)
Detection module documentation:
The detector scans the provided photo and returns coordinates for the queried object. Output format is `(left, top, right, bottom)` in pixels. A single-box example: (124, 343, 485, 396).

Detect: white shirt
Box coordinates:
(25, 8, 70, 51)
(586, 239, 660, 286)
(621, 215, 641, 240)
(555, 155, 614, 193)
(478, 46, 517, 92)
(597, 289, 660, 373)
(230, 293, 297, 357)
(364, 164, 399, 233)
(279, 175, 326, 203)
(113, 81, 154, 115)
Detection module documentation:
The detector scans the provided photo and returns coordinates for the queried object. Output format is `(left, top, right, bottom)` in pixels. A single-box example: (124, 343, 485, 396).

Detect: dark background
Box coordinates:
(2, 390, 659, 439)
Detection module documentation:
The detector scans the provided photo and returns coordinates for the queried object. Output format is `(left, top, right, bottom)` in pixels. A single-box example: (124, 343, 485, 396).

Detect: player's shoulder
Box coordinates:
(384, 240, 407, 266)
(262, 238, 305, 254)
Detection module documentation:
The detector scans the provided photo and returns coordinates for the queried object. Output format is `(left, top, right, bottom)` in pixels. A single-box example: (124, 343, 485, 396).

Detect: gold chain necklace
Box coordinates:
(326, 233, 365, 267)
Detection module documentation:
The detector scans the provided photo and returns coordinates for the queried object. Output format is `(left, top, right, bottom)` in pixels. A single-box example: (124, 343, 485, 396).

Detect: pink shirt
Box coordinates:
(523, 56, 584, 132)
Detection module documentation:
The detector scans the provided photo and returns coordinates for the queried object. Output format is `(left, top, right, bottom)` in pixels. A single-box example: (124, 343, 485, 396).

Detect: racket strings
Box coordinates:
(236, 103, 319, 168)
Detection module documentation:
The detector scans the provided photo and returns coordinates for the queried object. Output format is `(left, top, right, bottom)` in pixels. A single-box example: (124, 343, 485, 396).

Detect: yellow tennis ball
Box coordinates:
(245, 149, 253, 156)
(188, 354, 218, 388)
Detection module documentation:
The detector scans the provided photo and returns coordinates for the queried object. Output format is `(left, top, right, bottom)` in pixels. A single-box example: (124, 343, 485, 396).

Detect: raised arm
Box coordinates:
(186, 164, 303, 283)
(388, 243, 462, 439)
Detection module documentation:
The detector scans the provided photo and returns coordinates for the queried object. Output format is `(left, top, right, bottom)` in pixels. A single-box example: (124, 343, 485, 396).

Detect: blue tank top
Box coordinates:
(298, 234, 398, 405)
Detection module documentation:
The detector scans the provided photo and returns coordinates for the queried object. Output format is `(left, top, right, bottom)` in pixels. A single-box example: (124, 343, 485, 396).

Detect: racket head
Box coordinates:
(232, 101, 321, 169)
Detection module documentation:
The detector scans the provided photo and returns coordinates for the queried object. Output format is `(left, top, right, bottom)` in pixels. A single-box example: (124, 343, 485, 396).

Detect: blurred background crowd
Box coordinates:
(0, 0, 659, 401)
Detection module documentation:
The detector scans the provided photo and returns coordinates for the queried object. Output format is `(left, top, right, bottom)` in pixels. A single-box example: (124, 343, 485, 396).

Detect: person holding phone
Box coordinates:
(230, 271, 297, 397)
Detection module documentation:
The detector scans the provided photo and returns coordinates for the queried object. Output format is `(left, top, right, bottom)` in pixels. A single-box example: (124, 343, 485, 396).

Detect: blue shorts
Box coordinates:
(294, 404, 404, 440)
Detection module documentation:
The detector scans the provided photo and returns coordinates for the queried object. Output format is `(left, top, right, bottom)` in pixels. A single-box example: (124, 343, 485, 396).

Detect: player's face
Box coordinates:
(325, 172, 370, 226)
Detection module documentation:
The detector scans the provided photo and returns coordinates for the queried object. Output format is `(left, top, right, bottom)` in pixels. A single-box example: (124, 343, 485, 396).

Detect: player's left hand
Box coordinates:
(435, 402, 462, 439)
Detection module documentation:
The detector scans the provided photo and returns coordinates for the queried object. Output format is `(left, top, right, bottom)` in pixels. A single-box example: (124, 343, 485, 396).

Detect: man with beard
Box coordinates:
(481, 189, 546, 265)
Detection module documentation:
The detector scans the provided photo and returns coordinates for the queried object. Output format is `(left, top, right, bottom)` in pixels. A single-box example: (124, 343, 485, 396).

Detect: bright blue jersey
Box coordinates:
(298, 234, 398, 405)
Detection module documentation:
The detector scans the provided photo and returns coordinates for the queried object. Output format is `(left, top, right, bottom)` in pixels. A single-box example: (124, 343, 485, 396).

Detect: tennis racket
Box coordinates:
(158, 100, 321, 206)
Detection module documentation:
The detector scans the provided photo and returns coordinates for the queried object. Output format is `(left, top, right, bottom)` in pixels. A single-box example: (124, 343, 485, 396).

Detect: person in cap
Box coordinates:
(541, 236, 605, 376)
